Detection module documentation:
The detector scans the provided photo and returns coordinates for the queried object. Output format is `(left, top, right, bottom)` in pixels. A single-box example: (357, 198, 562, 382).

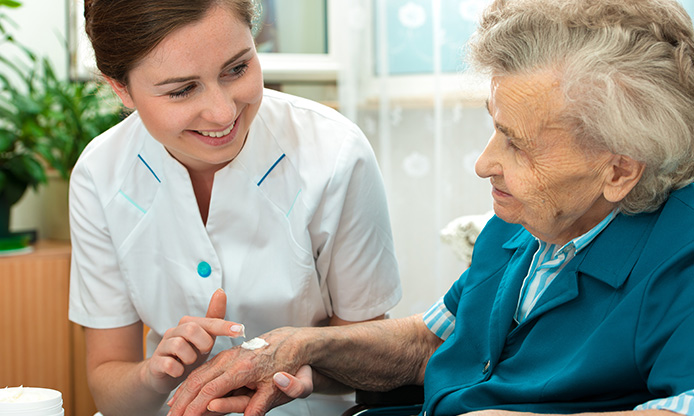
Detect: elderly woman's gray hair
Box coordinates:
(469, 0, 694, 213)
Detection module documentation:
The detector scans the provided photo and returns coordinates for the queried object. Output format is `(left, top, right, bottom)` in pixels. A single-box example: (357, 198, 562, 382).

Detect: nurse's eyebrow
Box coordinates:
(154, 47, 252, 86)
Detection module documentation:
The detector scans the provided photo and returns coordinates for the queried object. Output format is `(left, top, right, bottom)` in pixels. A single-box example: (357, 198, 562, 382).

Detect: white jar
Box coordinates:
(0, 386, 64, 416)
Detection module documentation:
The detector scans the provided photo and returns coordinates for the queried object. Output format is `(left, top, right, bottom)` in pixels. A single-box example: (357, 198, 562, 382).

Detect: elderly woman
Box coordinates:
(167, 0, 694, 415)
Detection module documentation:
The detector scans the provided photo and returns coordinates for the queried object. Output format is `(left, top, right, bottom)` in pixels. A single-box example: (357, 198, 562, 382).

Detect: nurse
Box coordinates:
(68, 1, 401, 416)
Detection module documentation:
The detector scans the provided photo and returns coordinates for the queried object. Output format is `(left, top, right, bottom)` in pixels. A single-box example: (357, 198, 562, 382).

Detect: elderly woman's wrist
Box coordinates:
(264, 326, 323, 372)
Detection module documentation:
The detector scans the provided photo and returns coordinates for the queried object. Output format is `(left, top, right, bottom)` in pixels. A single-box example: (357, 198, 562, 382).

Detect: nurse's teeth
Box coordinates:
(198, 123, 234, 138)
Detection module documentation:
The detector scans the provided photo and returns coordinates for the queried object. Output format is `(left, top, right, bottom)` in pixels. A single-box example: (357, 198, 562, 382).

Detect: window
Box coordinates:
(67, 0, 338, 83)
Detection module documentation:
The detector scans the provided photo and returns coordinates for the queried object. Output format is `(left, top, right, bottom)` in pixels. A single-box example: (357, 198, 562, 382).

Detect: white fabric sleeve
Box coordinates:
(68, 159, 140, 328)
(310, 125, 402, 322)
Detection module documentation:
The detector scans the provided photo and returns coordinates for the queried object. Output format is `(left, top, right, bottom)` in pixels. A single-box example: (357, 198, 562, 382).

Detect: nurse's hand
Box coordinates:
(143, 289, 245, 395)
(272, 365, 314, 399)
(167, 326, 308, 416)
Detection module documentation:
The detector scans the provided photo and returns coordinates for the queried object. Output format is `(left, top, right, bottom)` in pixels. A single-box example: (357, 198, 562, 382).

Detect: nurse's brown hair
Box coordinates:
(84, 0, 259, 85)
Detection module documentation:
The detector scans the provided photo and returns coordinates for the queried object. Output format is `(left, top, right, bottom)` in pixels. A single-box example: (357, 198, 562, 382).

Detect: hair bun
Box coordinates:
(84, 0, 94, 19)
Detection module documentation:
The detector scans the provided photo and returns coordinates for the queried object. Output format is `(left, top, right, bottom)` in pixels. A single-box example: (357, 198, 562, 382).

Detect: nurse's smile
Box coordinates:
(197, 122, 235, 138)
(192, 114, 240, 147)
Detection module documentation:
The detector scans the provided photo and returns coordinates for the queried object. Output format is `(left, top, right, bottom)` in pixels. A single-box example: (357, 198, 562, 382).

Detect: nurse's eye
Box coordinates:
(223, 63, 249, 79)
(169, 84, 196, 99)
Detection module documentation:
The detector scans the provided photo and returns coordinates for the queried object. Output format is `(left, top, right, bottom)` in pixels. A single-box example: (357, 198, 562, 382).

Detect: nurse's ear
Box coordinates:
(104, 76, 136, 109)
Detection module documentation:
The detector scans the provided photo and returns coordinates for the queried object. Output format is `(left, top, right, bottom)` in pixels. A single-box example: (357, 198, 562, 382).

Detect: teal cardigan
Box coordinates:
(423, 184, 694, 416)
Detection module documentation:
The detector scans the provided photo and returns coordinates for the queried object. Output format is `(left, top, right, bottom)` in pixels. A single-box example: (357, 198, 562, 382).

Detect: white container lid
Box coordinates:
(0, 387, 63, 414)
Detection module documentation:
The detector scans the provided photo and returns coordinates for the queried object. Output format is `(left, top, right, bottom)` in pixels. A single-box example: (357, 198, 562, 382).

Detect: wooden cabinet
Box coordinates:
(0, 241, 97, 416)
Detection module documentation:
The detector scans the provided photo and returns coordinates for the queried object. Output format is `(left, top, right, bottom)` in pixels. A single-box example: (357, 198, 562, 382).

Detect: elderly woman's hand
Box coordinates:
(143, 289, 245, 395)
(166, 326, 309, 416)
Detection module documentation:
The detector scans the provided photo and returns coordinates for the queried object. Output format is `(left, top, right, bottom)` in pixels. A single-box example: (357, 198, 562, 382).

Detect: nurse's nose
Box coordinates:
(201, 85, 237, 125)
(475, 132, 503, 179)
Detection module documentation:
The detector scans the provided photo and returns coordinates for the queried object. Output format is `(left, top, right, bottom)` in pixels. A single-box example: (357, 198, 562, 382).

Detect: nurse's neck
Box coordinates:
(188, 169, 216, 226)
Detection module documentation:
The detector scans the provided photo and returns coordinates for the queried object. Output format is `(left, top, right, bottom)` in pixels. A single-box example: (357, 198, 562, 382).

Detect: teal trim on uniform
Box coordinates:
(118, 190, 146, 214)
(257, 154, 286, 186)
(137, 154, 161, 183)
(286, 189, 302, 217)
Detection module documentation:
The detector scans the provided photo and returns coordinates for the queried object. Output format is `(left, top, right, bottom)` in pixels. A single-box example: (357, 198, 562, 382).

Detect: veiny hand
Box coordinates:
(143, 289, 245, 395)
(167, 326, 307, 416)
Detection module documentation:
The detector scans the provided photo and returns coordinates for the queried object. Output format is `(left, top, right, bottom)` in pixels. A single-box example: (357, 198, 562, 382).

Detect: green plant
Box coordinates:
(0, 0, 122, 241)
(0, 1, 122, 195)
(0, 56, 123, 180)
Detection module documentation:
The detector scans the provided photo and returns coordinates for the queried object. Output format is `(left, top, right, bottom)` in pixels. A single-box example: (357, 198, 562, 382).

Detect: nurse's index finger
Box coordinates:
(180, 316, 245, 338)
(206, 288, 227, 319)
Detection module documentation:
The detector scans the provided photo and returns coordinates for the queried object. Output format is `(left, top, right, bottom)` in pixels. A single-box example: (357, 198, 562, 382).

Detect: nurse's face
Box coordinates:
(108, 5, 263, 173)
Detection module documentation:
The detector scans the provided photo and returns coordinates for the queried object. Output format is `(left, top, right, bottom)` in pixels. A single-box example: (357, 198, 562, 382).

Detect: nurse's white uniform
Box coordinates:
(68, 89, 402, 416)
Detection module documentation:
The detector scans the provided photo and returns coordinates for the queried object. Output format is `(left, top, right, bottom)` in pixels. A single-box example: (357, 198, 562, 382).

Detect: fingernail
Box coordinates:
(274, 372, 290, 388)
(231, 324, 245, 337)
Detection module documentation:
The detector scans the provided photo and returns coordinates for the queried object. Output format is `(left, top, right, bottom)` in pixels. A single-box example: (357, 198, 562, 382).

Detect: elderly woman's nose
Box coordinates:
(475, 134, 501, 178)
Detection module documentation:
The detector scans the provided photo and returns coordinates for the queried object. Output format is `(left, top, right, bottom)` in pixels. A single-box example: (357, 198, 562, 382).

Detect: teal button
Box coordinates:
(197, 261, 212, 278)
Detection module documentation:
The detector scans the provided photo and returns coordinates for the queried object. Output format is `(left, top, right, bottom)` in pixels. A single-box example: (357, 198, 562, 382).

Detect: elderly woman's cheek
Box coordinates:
(530, 171, 565, 218)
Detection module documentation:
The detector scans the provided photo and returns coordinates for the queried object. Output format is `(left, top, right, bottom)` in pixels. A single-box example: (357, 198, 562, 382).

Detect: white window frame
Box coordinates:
(68, 0, 339, 83)
(259, 0, 339, 84)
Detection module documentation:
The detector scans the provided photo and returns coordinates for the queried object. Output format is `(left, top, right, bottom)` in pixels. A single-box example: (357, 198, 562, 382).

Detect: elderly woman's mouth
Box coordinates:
(492, 186, 512, 198)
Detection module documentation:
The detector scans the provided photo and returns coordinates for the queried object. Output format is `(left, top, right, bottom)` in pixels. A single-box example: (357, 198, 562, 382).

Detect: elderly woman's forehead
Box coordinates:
(490, 70, 562, 105)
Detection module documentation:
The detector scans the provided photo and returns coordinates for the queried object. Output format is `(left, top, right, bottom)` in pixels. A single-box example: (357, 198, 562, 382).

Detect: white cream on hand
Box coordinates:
(241, 337, 269, 350)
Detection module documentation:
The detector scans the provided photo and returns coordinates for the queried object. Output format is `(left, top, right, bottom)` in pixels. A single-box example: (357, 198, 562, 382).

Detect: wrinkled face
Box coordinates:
(111, 5, 263, 174)
(475, 70, 618, 245)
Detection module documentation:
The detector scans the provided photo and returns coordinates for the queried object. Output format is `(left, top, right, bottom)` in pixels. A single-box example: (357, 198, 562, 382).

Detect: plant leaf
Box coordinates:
(0, 1, 22, 8)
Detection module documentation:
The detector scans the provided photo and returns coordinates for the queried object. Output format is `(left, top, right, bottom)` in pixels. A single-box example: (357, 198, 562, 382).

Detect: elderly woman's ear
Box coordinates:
(603, 155, 645, 203)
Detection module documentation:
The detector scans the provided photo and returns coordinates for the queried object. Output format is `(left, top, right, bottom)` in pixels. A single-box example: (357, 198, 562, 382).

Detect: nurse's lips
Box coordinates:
(192, 114, 242, 146)
(197, 122, 235, 138)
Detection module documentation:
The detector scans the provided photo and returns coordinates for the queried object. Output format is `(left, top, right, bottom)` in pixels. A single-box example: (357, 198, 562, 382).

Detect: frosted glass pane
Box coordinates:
(681, 0, 694, 18)
(375, 0, 694, 76)
(254, 0, 328, 54)
(374, 0, 490, 75)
